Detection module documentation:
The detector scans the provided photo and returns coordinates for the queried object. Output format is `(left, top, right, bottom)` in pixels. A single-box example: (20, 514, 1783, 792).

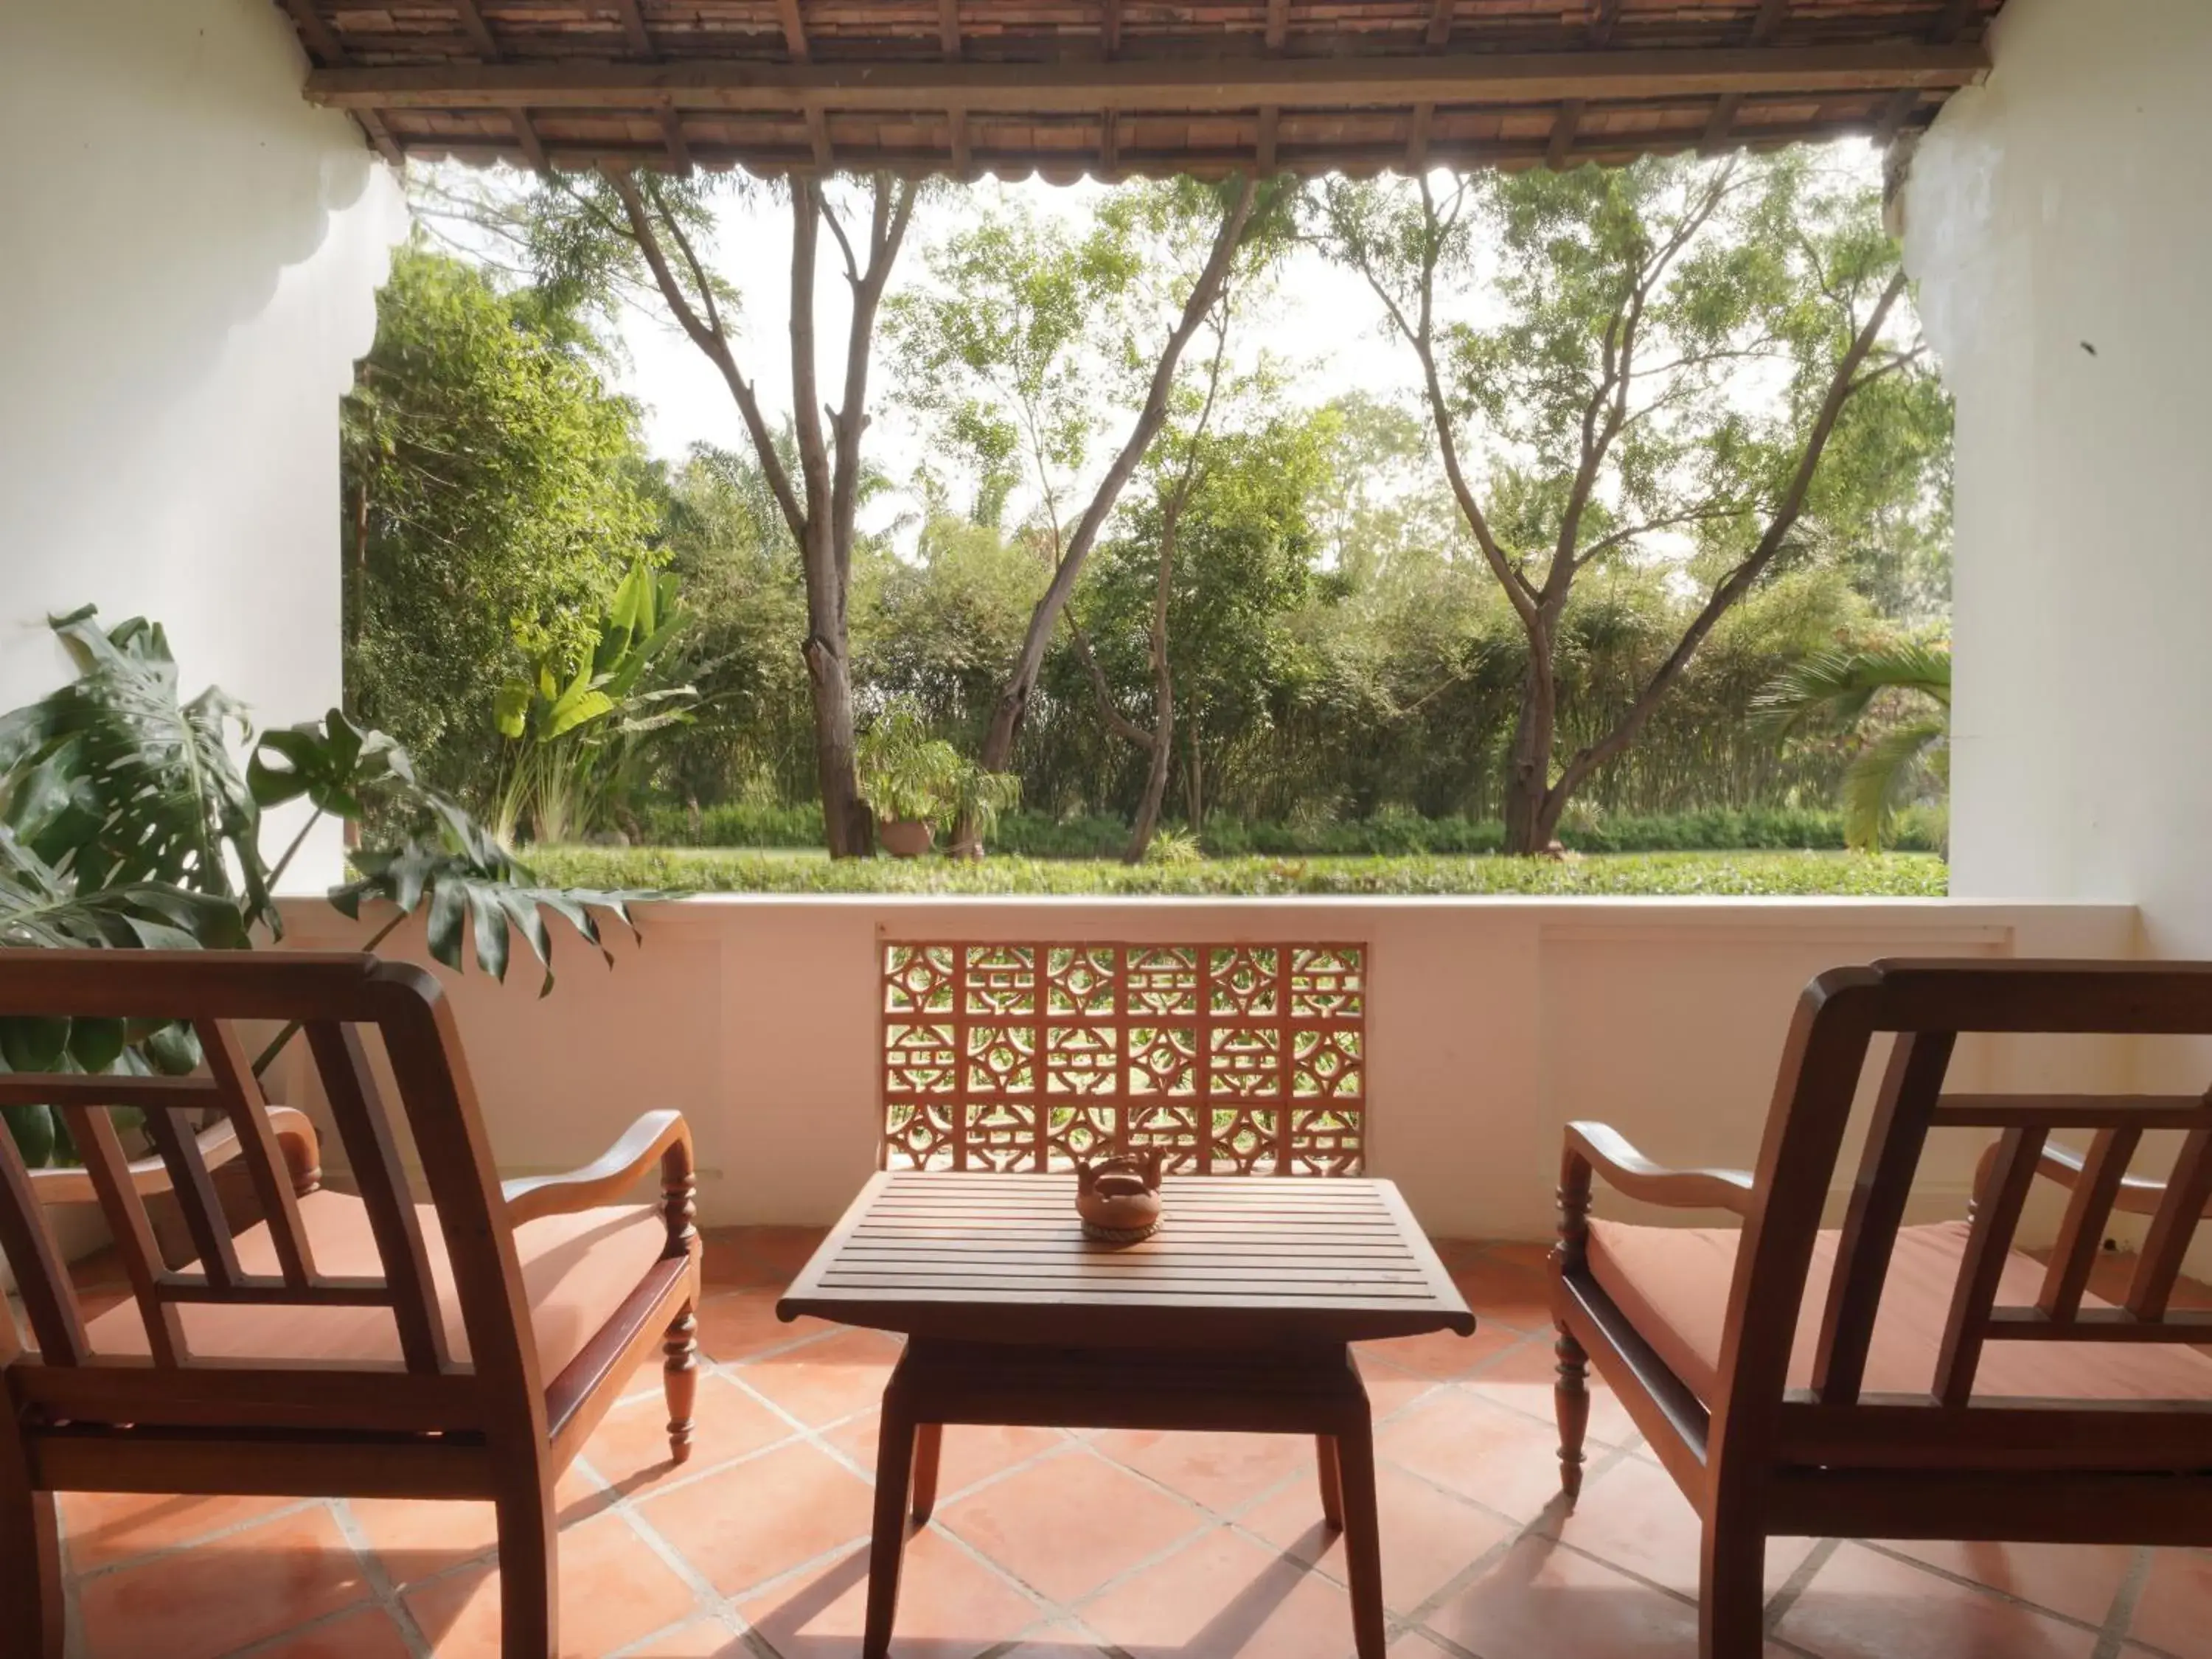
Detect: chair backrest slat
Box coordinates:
(307, 1018, 451, 1372)
(58, 1103, 184, 1366)
(2126, 1125, 2212, 1319)
(2037, 1126, 2144, 1321)
(1812, 1029, 1954, 1406)
(1933, 1123, 2049, 1406)
(139, 1104, 244, 1289)
(198, 1018, 314, 1287)
(0, 1128, 86, 1365)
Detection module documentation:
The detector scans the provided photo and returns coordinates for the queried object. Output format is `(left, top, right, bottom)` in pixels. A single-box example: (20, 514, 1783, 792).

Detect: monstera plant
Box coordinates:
(0, 608, 645, 1167)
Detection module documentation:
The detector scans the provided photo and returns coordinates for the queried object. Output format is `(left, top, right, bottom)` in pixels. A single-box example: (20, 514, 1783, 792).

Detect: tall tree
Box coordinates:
(341, 242, 656, 802)
(429, 167, 919, 856)
(1318, 151, 1941, 852)
(888, 177, 1267, 837)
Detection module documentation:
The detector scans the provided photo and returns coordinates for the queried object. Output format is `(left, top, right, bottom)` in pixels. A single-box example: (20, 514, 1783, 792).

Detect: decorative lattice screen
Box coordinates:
(881, 942, 1366, 1175)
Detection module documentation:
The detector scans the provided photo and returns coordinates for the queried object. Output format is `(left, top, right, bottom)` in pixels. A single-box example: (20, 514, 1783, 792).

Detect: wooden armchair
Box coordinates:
(1551, 959, 2212, 1659)
(0, 950, 701, 1659)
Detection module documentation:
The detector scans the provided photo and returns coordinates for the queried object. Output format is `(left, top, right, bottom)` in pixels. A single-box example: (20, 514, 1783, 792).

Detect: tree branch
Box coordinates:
(605, 166, 808, 541)
(1548, 266, 1911, 807)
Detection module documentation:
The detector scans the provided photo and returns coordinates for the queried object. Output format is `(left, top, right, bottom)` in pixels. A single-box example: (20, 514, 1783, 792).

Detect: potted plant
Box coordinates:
(855, 709, 1020, 858)
(0, 607, 643, 1173)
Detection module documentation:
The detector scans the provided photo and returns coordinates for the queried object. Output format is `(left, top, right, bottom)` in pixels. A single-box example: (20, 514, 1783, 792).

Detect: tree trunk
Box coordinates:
(967, 180, 1258, 805)
(1122, 610, 1176, 864)
(1500, 630, 1558, 856)
(801, 627, 871, 860)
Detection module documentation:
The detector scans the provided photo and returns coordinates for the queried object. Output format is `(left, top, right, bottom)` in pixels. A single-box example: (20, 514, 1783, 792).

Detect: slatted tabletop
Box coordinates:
(779, 1172, 1475, 1347)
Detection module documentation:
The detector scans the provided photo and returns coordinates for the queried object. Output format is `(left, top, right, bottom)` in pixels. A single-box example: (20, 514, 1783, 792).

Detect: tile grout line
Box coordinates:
(2090, 1545, 2155, 1659)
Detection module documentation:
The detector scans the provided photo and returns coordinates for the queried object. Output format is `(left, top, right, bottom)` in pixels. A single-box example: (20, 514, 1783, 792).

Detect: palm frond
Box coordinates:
(1841, 717, 1949, 852)
(1755, 640, 1951, 735)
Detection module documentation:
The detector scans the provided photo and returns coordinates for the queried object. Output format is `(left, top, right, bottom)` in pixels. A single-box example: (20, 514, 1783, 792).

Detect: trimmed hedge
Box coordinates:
(620, 801, 1945, 858)
(529, 846, 1949, 898)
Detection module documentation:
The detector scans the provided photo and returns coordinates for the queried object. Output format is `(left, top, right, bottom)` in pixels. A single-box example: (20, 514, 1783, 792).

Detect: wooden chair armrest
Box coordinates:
(502, 1110, 694, 1231)
(26, 1106, 321, 1204)
(1563, 1121, 1757, 1216)
(2003, 1137, 2181, 1218)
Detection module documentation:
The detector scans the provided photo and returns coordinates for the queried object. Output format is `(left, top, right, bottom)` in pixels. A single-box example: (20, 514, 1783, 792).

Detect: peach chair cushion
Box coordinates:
(83, 1189, 669, 1383)
(1587, 1217, 2212, 1405)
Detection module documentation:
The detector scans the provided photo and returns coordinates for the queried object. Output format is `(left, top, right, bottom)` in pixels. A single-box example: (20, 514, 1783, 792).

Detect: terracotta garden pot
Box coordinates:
(878, 818, 935, 858)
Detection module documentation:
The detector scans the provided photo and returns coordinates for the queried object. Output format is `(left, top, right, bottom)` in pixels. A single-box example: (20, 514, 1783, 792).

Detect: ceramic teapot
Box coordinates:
(1074, 1147, 1164, 1242)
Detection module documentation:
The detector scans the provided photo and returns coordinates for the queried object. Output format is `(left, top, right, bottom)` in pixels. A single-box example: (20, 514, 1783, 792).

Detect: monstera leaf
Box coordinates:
(249, 708, 415, 821)
(0, 608, 275, 934)
(0, 828, 229, 1165)
(333, 793, 645, 995)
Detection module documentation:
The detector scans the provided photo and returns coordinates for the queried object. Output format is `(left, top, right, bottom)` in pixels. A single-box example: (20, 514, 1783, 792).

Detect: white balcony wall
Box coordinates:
(271, 897, 2137, 1244)
(1903, 0, 2212, 964)
(0, 0, 408, 891)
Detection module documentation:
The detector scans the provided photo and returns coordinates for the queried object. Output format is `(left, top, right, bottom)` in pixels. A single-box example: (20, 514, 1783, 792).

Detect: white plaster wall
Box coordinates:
(273, 896, 2138, 1241)
(0, 0, 408, 891)
(1902, 0, 2212, 959)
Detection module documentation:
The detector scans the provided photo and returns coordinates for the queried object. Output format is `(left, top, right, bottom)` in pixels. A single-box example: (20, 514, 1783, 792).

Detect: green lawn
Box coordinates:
(526, 846, 1948, 898)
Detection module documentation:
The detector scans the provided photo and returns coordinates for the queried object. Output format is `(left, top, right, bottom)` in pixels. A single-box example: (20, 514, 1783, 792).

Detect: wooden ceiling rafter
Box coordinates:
(660, 105, 694, 173)
(450, 0, 502, 61)
(612, 0, 654, 58)
(941, 0, 973, 179)
(277, 1, 403, 167)
(1547, 98, 1584, 171)
(315, 49, 1989, 116)
(1407, 102, 1434, 172)
(1703, 0, 1790, 154)
(278, 1, 2002, 181)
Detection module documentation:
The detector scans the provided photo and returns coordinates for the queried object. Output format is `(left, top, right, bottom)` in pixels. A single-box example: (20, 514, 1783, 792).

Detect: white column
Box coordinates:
(1902, 0, 2212, 957)
(0, 0, 409, 891)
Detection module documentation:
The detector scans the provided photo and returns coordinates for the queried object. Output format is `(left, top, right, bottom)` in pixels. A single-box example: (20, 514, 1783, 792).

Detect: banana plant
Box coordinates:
(1756, 641, 1950, 852)
(492, 560, 698, 845)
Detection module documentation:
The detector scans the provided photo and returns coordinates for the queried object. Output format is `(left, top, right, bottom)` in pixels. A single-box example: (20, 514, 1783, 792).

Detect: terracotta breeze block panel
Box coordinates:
(883, 942, 1365, 1175)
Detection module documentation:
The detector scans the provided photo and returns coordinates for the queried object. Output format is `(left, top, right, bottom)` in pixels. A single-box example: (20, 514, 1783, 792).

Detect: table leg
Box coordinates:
(1332, 1418, 1387, 1659)
(1315, 1434, 1345, 1529)
(864, 1398, 918, 1659)
(911, 1422, 945, 1523)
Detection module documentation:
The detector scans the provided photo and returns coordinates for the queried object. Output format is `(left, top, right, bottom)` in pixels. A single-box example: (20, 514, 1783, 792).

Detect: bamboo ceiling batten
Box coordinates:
(279, 1, 2003, 181)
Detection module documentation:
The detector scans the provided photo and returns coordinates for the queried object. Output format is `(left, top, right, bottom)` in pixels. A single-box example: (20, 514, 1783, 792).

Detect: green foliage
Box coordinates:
(1312, 151, 1947, 845)
(855, 709, 1021, 839)
(0, 613, 652, 1166)
(1759, 640, 1951, 850)
(0, 608, 275, 934)
(493, 559, 698, 844)
(343, 242, 658, 800)
(526, 845, 1948, 899)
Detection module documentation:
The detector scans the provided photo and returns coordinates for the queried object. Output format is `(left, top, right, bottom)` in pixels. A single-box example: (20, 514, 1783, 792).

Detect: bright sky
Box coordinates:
(440, 142, 1886, 546)
(600, 177, 1414, 535)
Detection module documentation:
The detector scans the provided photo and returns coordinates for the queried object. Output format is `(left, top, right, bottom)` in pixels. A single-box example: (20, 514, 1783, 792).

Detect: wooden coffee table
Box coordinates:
(778, 1171, 1475, 1659)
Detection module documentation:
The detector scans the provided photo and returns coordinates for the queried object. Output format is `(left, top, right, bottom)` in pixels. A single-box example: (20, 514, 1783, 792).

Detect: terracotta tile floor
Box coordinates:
(38, 1231, 2212, 1659)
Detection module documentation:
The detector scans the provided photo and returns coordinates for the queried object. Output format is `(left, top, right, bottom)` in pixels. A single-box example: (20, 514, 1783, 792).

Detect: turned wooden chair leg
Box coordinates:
(664, 1304, 700, 1464)
(493, 1479, 558, 1659)
(1554, 1326, 1590, 1506)
(1315, 1433, 1346, 1528)
(0, 1475, 64, 1659)
(909, 1422, 944, 1523)
(1699, 1514, 1765, 1659)
(1332, 1418, 1388, 1659)
(864, 1394, 919, 1659)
